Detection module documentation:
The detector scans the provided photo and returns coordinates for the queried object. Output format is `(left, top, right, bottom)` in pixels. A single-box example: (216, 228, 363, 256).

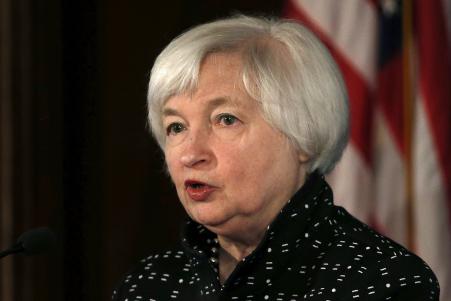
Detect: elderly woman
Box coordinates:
(113, 15, 439, 301)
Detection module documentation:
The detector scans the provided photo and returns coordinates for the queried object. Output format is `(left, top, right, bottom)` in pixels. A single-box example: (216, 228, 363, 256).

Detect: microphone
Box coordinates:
(0, 227, 57, 259)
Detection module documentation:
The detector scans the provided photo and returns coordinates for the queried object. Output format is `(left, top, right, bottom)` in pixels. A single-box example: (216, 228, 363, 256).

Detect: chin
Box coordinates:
(190, 210, 232, 230)
(192, 214, 227, 228)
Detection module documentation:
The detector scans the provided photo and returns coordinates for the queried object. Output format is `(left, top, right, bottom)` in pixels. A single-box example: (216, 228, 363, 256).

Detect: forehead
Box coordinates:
(163, 52, 257, 112)
(199, 52, 243, 83)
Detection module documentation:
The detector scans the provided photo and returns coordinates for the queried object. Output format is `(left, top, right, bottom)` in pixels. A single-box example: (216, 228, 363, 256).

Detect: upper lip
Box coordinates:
(184, 179, 213, 188)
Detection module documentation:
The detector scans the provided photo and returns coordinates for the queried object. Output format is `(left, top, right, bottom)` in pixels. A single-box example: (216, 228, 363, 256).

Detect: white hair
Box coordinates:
(147, 15, 349, 174)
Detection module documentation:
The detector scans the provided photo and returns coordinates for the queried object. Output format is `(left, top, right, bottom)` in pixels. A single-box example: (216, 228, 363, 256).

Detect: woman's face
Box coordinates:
(163, 53, 308, 241)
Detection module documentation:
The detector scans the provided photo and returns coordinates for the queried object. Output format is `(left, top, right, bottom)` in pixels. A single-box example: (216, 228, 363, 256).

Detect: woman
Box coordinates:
(113, 15, 439, 300)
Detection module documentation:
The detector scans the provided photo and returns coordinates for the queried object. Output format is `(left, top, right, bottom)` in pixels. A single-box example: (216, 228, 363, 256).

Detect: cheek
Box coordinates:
(219, 152, 275, 215)
(219, 140, 273, 188)
(224, 133, 295, 185)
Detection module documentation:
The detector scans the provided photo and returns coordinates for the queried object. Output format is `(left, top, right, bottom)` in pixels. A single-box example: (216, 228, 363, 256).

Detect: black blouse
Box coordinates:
(112, 173, 439, 300)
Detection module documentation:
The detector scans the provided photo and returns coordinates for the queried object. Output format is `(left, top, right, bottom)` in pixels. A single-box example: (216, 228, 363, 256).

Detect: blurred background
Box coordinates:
(0, 0, 450, 301)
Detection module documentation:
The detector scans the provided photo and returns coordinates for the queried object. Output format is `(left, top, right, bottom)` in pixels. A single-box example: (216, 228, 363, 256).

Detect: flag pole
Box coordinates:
(402, 0, 415, 251)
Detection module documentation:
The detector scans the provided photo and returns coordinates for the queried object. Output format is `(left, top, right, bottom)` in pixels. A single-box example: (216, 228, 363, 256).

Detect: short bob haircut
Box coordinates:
(148, 15, 349, 174)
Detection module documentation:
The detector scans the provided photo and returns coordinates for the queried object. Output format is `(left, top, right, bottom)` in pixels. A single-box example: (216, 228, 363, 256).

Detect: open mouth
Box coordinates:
(185, 180, 207, 189)
(184, 180, 215, 201)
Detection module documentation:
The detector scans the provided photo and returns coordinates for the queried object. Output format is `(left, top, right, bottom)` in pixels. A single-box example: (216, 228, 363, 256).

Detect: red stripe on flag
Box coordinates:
(366, 0, 379, 9)
(415, 0, 451, 216)
(283, 0, 374, 166)
(377, 54, 405, 156)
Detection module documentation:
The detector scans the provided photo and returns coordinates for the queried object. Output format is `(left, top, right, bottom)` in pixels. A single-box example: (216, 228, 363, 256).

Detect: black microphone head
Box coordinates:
(17, 227, 57, 256)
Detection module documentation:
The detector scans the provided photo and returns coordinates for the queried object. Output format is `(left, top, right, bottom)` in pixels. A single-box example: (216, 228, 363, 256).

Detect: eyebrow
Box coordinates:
(162, 96, 240, 118)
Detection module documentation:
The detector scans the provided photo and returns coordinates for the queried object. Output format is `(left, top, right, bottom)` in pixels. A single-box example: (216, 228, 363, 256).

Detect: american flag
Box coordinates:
(284, 0, 451, 300)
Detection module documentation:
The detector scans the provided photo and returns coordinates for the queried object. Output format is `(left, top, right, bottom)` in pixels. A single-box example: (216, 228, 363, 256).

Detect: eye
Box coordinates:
(166, 122, 186, 136)
(217, 113, 239, 126)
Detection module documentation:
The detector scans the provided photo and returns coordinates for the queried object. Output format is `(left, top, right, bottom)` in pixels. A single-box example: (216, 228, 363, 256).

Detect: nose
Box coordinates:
(179, 127, 213, 168)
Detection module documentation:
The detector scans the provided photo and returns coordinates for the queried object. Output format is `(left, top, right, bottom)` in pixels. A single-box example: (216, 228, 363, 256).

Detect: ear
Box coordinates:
(298, 150, 310, 164)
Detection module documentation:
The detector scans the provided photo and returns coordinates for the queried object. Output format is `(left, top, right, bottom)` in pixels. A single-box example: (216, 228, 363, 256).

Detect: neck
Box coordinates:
(217, 232, 263, 284)
(218, 235, 261, 261)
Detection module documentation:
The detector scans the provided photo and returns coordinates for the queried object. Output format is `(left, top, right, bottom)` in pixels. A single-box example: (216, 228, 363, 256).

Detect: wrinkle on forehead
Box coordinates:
(198, 52, 244, 92)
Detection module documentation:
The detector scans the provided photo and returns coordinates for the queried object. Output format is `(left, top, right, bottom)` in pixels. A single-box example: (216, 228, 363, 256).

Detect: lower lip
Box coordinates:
(186, 185, 215, 201)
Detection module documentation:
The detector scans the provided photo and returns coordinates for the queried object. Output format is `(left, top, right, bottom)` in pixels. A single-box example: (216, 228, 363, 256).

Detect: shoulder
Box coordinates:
(112, 248, 193, 301)
(316, 206, 440, 300)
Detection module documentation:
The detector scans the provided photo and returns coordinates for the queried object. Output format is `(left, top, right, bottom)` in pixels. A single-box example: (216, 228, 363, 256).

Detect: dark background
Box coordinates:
(0, 1, 284, 301)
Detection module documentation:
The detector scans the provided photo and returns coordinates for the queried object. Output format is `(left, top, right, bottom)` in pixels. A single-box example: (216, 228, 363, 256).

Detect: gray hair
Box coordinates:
(147, 15, 349, 174)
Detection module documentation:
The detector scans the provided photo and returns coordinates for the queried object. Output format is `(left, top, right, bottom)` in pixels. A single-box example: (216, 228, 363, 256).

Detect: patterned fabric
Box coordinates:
(112, 173, 439, 300)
